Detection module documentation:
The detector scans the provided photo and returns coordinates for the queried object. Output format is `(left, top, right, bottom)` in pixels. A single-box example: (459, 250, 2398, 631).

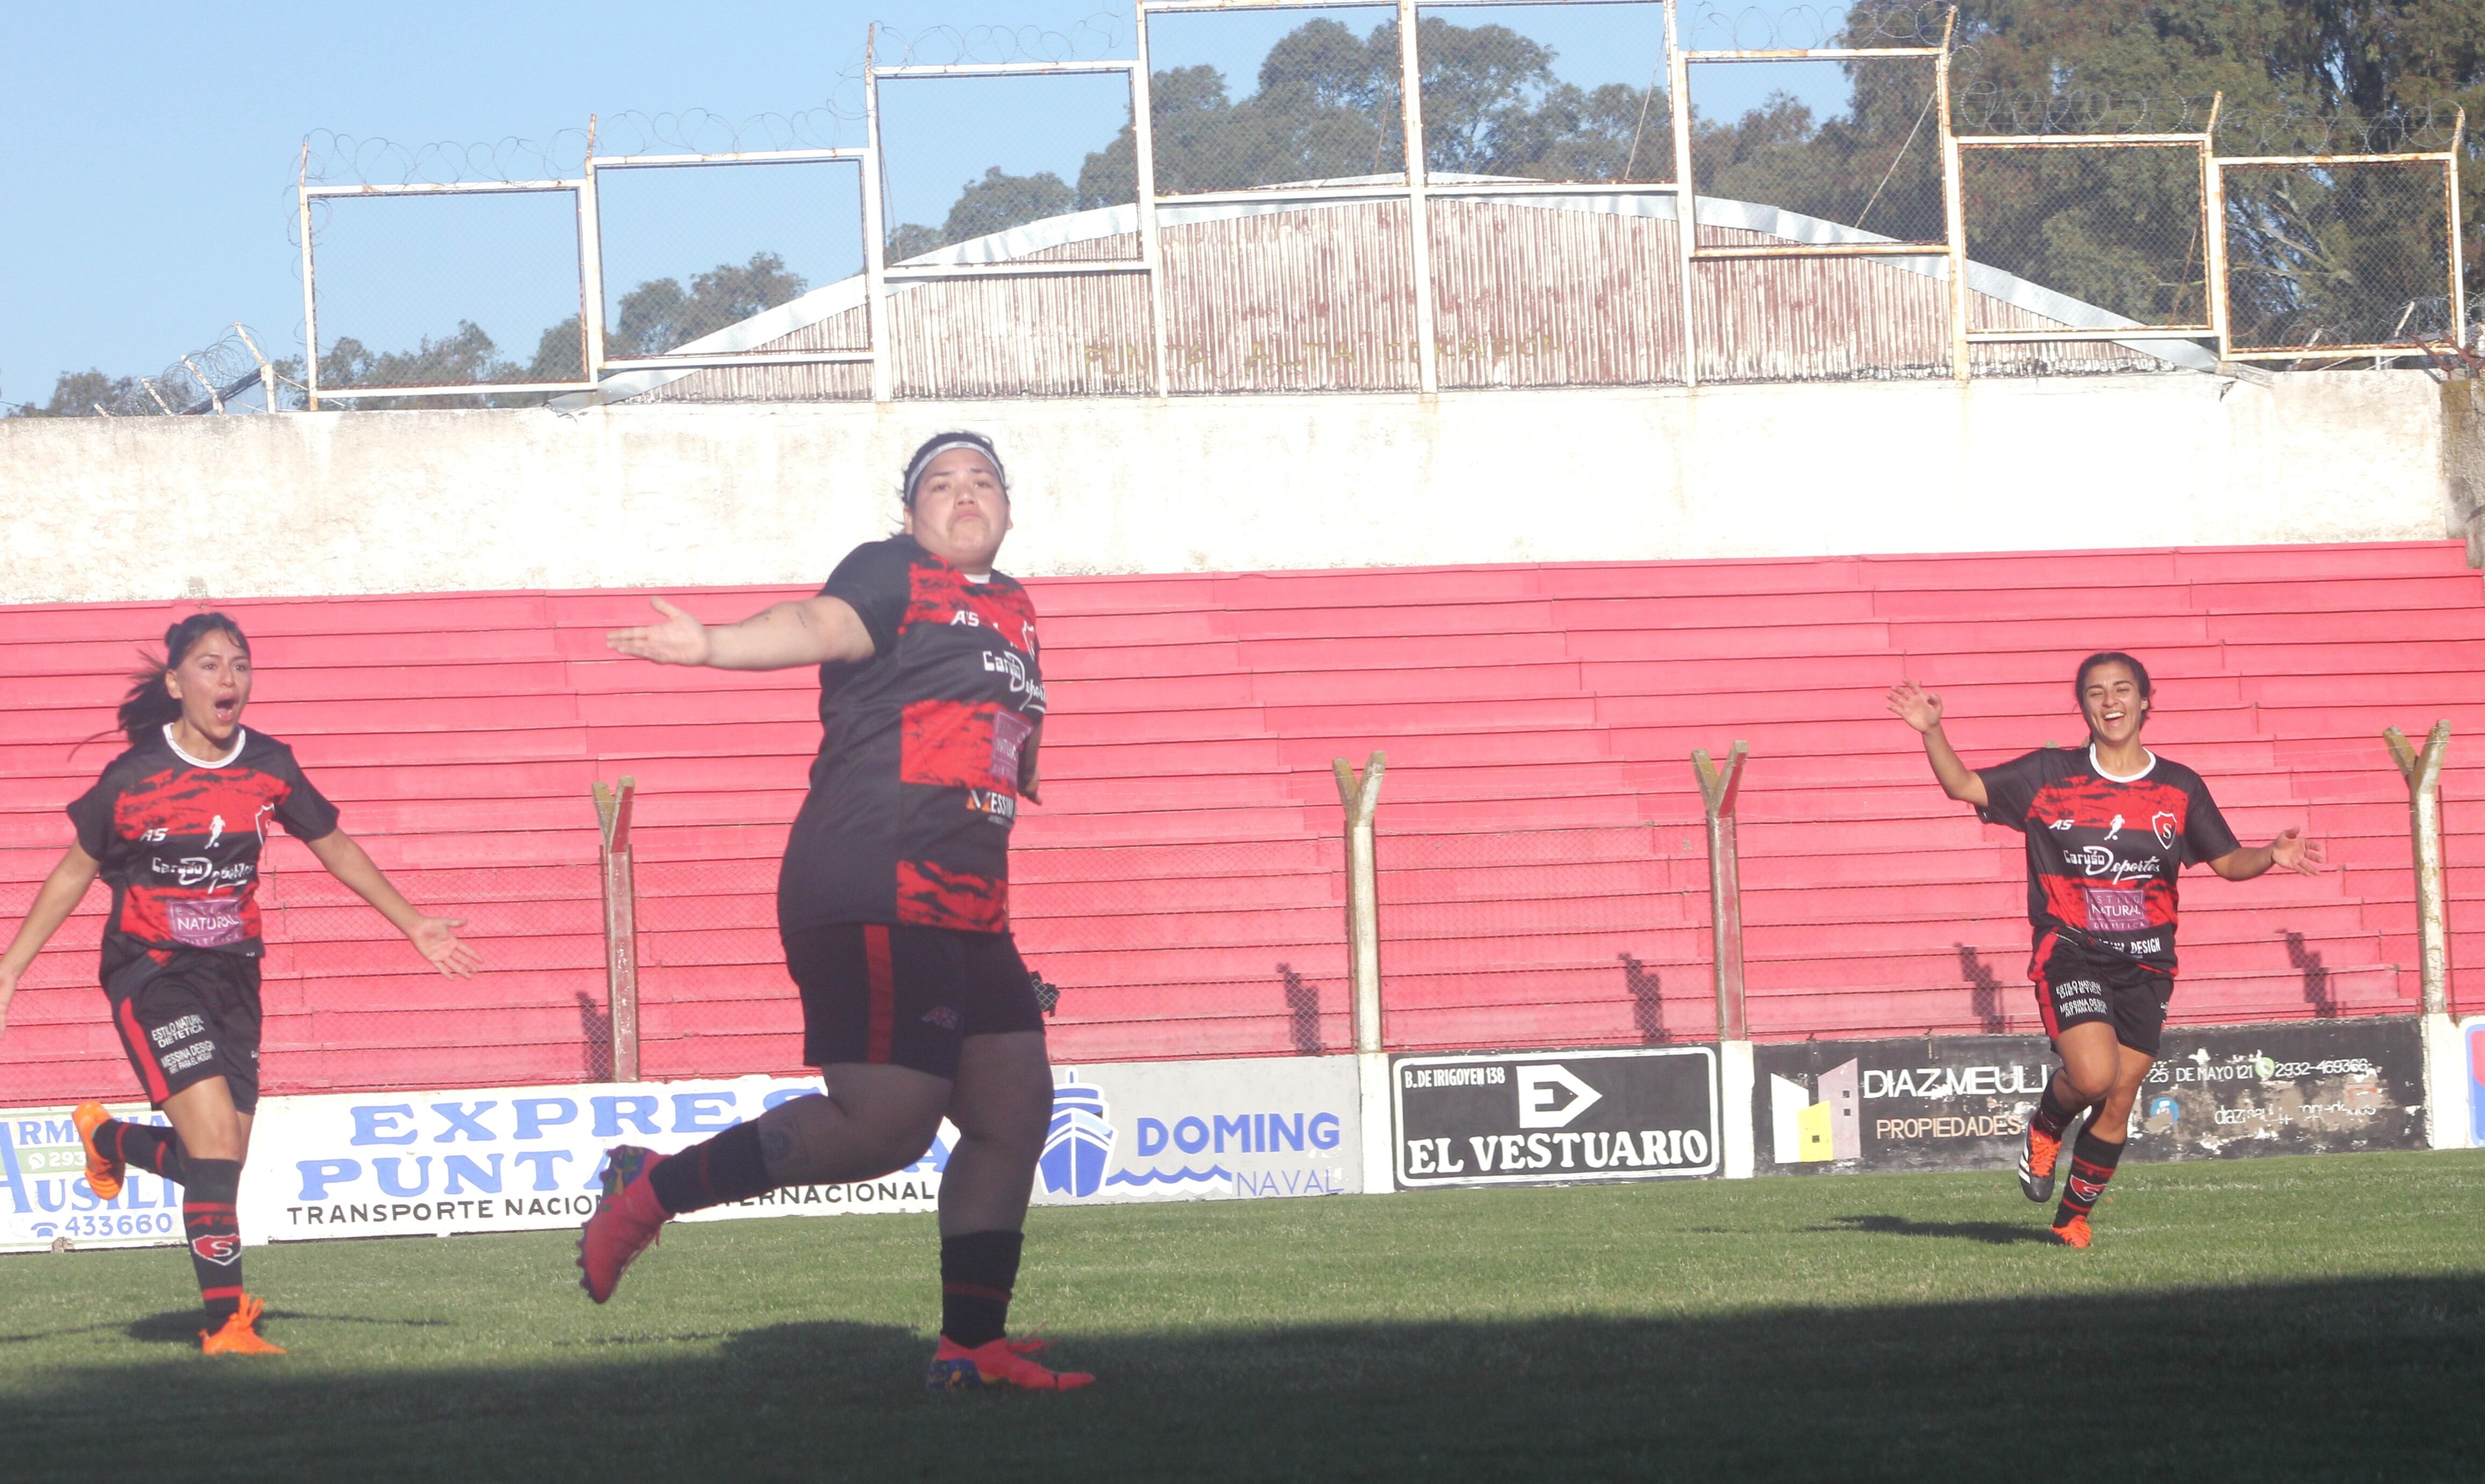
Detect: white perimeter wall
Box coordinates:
(0, 370, 2465, 604)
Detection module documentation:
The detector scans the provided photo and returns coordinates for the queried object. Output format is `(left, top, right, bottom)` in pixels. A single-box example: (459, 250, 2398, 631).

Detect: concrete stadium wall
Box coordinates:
(0, 369, 2465, 604)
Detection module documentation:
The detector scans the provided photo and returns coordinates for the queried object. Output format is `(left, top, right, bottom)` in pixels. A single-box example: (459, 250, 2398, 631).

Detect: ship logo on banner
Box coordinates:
(1770, 1059, 1862, 1163)
(1039, 1076, 1116, 1199)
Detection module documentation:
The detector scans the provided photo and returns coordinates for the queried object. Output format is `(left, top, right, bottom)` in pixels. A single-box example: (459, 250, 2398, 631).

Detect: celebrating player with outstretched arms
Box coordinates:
(579, 431, 1088, 1393)
(1887, 654, 2323, 1247)
(0, 613, 479, 1352)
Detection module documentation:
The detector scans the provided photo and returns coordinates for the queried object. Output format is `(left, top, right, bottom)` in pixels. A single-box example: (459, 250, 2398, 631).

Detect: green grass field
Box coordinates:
(3, 1150, 2479, 1482)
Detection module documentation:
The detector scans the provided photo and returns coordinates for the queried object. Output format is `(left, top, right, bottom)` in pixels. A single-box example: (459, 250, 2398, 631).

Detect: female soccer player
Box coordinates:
(580, 431, 1088, 1393)
(0, 612, 479, 1351)
(1888, 653, 2323, 1246)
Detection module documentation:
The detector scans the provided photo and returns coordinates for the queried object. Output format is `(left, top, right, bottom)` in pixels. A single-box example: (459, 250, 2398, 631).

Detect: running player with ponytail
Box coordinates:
(1888, 653, 2324, 1246)
(0, 613, 479, 1352)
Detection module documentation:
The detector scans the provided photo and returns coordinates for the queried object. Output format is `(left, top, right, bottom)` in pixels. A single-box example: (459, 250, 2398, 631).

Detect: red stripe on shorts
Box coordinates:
(865, 924, 895, 1064)
(2030, 929, 2062, 1041)
(115, 998, 170, 1102)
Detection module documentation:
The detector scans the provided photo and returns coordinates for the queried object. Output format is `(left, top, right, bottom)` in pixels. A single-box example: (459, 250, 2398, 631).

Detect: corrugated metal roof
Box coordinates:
(577, 184, 2190, 407)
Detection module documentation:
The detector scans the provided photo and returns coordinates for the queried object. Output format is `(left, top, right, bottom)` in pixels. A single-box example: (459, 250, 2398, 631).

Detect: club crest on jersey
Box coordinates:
(2152, 812, 2180, 849)
(191, 1234, 241, 1266)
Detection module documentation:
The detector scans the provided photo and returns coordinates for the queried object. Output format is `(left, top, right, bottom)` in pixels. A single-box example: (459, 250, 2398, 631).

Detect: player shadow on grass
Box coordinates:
(1812, 1213, 2055, 1245)
(123, 1308, 450, 1346)
(4, 1277, 2482, 1479)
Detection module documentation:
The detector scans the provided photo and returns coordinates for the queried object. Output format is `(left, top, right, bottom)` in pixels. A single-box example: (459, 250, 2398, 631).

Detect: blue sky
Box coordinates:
(0, 3, 1848, 405)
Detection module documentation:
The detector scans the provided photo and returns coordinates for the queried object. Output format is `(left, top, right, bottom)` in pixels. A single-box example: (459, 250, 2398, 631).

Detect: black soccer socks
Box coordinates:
(2031, 1081, 2077, 1142)
(2054, 1129, 2125, 1228)
(940, 1229, 1025, 1349)
(647, 1122, 773, 1215)
(105, 1118, 185, 1182)
(182, 1158, 244, 1322)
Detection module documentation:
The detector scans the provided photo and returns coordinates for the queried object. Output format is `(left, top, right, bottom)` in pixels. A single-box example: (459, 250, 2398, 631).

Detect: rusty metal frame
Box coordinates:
(1139, 0, 1438, 391)
(1674, 6, 1961, 383)
(2213, 107, 2466, 364)
(1952, 99, 2223, 361)
(298, 175, 602, 404)
(585, 134, 879, 376)
(1677, 10, 1955, 261)
(870, 46, 1167, 397)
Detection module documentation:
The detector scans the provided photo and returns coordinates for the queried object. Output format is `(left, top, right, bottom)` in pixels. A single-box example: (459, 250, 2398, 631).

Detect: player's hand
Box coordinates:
(1886, 679, 1944, 733)
(409, 916, 482, 978)
(2268, 828, 2327, 876)
(608, 598, 713, 666)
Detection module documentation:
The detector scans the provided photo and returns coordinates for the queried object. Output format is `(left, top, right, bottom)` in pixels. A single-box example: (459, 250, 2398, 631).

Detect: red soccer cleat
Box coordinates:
(925, 1335, 1094, 1393)
(2050, 1214, 2093, 1249)
(576, 1146, 668, 1303)
(199, 1294, 286, 1355)
(72, 1102, 123, 1201)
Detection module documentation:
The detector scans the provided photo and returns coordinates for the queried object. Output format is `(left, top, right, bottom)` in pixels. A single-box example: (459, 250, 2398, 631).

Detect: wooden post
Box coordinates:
(1693, 742, 1750, 1042)
(593, 777, 640, 1083)
(2386, 725, 2451, 1016)
(1334, 751, 1390, 1193)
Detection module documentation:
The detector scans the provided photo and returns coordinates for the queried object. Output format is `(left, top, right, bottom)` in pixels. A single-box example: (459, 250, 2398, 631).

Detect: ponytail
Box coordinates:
(110, 612, 252, 745)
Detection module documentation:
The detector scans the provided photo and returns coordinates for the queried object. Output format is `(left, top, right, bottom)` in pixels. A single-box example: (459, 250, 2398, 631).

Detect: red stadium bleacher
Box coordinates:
(2, 541, 2477, 1100)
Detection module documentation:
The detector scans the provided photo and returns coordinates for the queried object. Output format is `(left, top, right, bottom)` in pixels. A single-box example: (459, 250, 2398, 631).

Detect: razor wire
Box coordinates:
(295, 13, 1132, 191)
(1677, 1, 1960, 53)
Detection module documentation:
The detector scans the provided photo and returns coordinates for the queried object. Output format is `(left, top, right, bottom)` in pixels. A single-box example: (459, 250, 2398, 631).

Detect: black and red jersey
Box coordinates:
(67, 727, 341, 974)
(779, 536, 1044, 935)
(1974, 745, 2239, 975)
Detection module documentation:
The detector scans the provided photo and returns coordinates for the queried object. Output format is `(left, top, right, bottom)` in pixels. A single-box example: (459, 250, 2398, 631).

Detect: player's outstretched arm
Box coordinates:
(0, 843, 102, 1039)
(1886, 679, 1987, 808)
(606, 596, 875, 671)
(303, 829, 481, 979)
(2209, 827, 2328, 881)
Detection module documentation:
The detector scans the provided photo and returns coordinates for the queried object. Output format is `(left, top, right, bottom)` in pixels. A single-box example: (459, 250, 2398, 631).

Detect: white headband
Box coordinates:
(906, 439, 1005, 503)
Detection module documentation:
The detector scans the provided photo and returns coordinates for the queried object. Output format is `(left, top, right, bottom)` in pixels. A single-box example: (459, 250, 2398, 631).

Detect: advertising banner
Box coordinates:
(2134, 1018, 2426, 1160)
(1756, 1034, 2052, 1176)
(1031, 1057, 1360, 1206)
(2465, 1017, 2485, 1149)
(0, 1055, 1361, 1254)
(0, 1103, 185, 1252)
(1753, 1017, 2429, 1175)
(1392, 1046, 1719, 1188)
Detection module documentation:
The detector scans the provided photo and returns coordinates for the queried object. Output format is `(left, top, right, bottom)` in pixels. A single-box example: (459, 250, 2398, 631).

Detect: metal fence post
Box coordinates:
(1334, 751, 1390, 1192)
(594, 777, 640, 1084)
(2387, 723, 2464, 1147)
(1693, 743, 1755, 1177)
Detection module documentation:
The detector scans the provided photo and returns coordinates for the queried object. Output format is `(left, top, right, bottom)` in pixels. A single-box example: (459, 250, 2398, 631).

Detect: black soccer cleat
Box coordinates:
(2017, 1122, 2062, 1204)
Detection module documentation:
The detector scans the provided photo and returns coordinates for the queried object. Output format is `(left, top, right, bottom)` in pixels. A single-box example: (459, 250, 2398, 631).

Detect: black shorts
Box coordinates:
(2030, 929, 2172, 1057)
(104, 951, 262, 1114)
(786, 922, 1045, 1080)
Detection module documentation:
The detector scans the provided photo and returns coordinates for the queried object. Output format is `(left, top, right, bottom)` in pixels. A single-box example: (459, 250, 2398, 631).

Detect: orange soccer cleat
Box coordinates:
(925, 1335, 1094, 1393)
(2017, 1122, 2062, 1204)
(72, 1102, 123, 1201)
(2050, 1214, 2093, 1249)
(200, 1295, 286, 1355)
(576, 1146, 668, 1304)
